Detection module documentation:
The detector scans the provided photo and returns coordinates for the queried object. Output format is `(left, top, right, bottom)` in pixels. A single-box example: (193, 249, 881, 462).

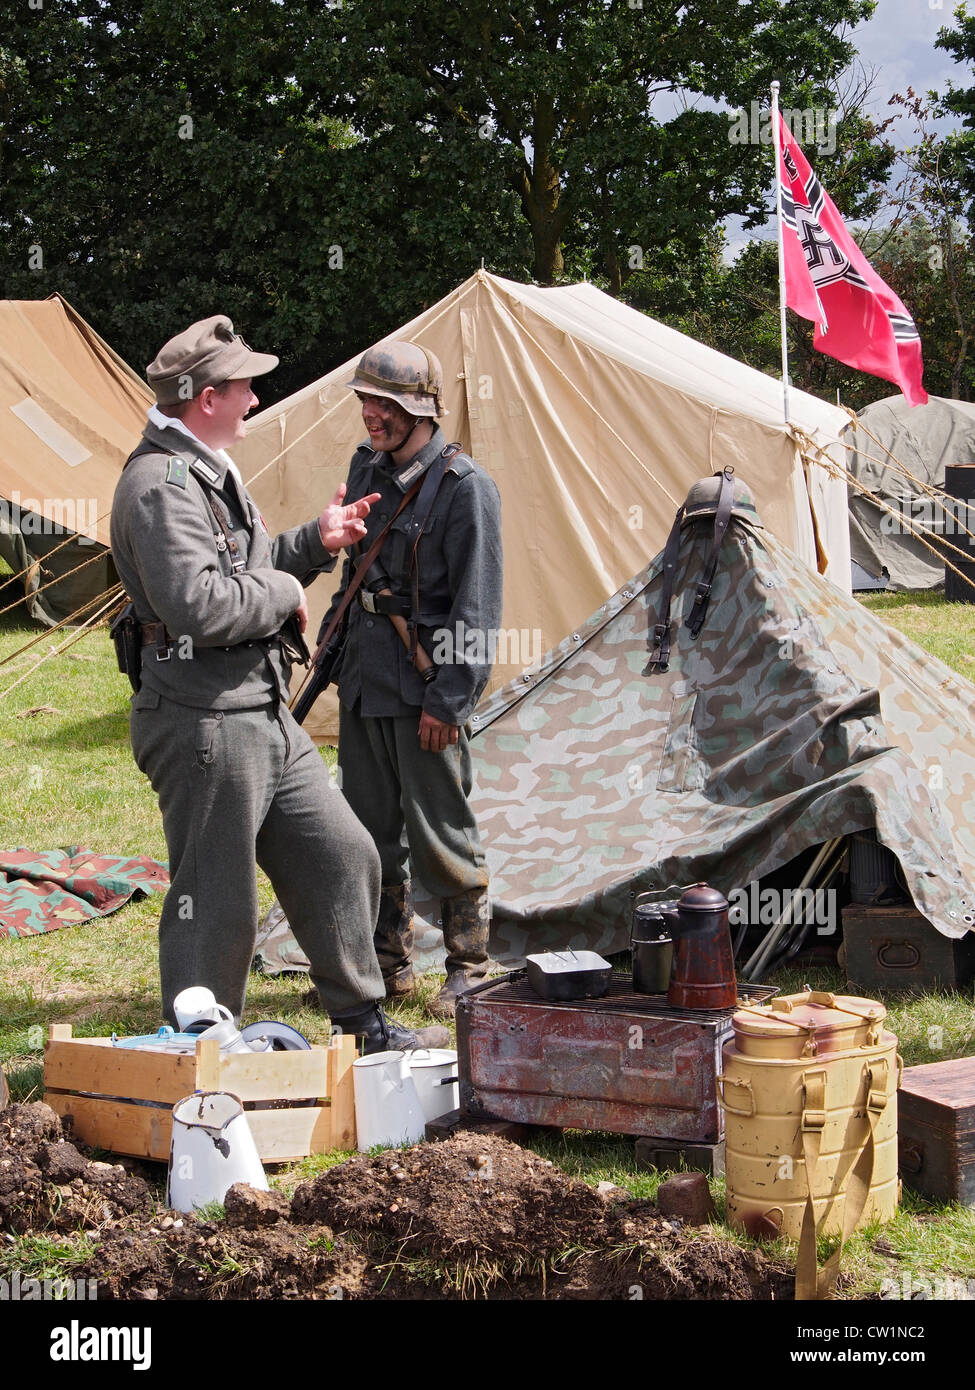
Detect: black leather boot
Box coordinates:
(330, 1002, 449, 1056)
(374, 881, 415, 1000)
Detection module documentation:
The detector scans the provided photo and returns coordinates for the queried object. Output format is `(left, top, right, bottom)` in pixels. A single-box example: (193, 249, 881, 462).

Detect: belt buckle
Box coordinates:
(155, 647, 171, 662)
(359, 590, 378, 615)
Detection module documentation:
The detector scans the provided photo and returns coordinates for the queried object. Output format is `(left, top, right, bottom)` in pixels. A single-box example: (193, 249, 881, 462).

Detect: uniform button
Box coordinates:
(378, 513, 388, 522)
(366, 619, 375, 628)
(215, 712, 223, 722)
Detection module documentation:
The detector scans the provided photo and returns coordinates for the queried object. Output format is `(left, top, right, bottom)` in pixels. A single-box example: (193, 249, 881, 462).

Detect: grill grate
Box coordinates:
(468, 973, 776, 1024)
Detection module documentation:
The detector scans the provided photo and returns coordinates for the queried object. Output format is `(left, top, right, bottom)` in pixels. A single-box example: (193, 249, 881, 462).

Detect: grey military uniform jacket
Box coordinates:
(111, 420, 335, 709)
(325, 426, 503, 725)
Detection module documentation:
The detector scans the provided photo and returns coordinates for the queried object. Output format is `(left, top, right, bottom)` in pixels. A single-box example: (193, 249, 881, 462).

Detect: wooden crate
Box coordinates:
(842, 904, 975, 995)
(43, 1024, 357, 1162)
(899, 1056, 975, 1206)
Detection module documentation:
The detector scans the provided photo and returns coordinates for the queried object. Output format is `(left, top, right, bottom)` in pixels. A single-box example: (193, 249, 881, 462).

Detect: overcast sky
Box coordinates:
(851, 0, 963, 122)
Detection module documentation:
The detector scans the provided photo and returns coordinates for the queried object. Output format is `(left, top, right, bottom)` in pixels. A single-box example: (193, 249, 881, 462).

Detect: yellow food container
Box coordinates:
(718, 990, 900, 1248)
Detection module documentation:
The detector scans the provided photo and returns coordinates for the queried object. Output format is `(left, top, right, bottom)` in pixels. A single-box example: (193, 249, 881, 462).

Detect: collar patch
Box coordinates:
(395, 459, 426, 488)
(192, 457, 221, 484)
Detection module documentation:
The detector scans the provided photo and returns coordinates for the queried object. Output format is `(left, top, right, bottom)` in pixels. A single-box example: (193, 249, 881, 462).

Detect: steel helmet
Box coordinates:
(683, 469, 760, 526)
(345, 341, 448, 418)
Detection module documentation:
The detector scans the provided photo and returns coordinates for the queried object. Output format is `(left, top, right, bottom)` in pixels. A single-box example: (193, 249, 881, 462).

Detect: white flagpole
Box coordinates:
(770, 80, 791, 425)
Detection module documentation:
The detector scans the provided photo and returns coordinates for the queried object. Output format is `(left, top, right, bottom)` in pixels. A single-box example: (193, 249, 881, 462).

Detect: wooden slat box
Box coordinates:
(898, 1056, 975, 1205)
(43, 1024, 357, 1162)
(842, 904, 975, 996)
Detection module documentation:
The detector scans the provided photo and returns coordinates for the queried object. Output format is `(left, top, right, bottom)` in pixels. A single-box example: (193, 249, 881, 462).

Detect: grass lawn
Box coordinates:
(1, 584, 974, 1300)
(858, 588, 975, 673)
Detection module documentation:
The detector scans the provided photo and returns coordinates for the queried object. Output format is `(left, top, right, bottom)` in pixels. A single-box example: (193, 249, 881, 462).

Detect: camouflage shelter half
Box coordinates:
(0, 295, 152, 624)
(471, 473, 975, 965)
(233, 269, 852, 741)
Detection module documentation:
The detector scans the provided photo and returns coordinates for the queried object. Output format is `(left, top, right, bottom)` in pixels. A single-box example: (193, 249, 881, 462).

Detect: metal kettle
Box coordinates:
(660, 883, 738, 1011)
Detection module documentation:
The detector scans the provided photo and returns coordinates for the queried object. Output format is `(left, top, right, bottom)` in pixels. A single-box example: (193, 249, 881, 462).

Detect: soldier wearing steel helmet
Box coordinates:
(110, 315, 449, 1054)
(320, 340, 503, 1019)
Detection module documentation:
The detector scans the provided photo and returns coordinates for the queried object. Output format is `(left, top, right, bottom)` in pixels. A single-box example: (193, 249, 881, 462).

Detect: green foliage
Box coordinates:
(937, 3, 975, 225)
(0, 0, 877, 395)
(307, 0, 875, 288)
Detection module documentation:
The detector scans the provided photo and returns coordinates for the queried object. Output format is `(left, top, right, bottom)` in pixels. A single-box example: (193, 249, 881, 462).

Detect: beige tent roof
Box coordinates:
(233, 270, 852, 740)
(0, 294, 152, 550)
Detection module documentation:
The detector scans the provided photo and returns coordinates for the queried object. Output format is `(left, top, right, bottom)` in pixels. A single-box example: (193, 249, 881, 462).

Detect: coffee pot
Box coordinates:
(659, 883, 738, 1010)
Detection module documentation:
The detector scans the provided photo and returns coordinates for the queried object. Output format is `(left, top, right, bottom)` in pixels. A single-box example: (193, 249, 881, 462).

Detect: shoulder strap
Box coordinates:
(795, 1057, 893, 1301)
(204, 492, 246, 574)
(685, 465, 736, 637)
(399, 443, 460, 590)
(403, 444, 462, 663)
(644, 505, 685, 674)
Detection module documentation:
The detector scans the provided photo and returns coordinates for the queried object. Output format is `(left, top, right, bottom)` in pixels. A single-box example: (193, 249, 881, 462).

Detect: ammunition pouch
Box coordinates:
(277, 612, 311, 668)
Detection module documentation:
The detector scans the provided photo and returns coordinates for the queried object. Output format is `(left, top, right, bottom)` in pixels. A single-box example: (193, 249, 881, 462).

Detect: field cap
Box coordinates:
(147, 315, 279, 404)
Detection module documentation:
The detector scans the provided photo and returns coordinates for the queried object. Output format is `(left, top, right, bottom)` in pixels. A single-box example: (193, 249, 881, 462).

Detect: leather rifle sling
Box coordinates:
(298, 476, 424, 677)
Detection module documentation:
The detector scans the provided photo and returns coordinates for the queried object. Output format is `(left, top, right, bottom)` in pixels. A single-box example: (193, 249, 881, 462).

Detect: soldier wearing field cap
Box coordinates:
(110, 314, 449, 1053)
(317, 341, 503, 1019)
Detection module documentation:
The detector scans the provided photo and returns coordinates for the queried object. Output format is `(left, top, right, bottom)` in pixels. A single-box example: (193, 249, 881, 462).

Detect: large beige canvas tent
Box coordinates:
(0, 295, 152, 624)
(233, 270, 852, 741)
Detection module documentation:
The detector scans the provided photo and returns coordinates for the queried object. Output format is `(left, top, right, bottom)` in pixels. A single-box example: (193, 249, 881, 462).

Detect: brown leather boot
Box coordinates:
(429, 887, 491, 1020)
(374, 882, 415, 1000)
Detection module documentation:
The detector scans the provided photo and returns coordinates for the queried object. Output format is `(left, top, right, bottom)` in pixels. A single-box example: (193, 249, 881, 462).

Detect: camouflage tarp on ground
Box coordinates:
(469, 487, 975, 966)
(0, 847, 168, 939)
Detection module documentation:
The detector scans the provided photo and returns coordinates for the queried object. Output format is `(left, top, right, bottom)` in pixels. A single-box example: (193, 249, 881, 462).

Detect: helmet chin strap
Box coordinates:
(390, 412, 425, 458)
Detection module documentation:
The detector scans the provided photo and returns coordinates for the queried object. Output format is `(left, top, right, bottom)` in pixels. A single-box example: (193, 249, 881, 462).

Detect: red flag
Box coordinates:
(777, 114, 927, 406)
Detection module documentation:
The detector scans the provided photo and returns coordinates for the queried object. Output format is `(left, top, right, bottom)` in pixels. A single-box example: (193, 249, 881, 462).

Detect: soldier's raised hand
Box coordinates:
(317, 484, 382, 552)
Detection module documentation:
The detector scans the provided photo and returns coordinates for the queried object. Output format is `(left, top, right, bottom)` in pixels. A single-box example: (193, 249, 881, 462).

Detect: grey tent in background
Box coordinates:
(847, 394, 975, 592)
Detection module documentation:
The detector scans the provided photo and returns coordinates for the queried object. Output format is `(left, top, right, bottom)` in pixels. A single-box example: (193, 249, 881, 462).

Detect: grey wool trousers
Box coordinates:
(130, 688, 383, 1023)
(338, 702, 489, 899)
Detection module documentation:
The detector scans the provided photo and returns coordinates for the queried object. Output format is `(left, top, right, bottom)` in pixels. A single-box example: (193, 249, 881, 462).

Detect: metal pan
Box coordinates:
(525, 949, 613, 1001)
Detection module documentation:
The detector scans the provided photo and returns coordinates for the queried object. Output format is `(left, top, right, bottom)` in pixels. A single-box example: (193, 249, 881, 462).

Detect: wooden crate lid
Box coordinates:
(899, 1056, 975, 1132)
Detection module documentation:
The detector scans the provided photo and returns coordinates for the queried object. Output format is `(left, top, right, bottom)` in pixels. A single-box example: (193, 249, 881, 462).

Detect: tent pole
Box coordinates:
(743, 837, 845, 981)
(771, 81, 791, 426)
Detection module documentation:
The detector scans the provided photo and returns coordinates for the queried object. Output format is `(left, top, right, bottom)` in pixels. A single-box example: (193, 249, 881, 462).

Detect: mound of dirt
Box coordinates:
(291, 1132, 608, 1260)
(287, 1133, 791, 1299)
(85, 1218, 372, 1301)
(0, 1102, 153, 1234)
(2, 1111, 793, 1300)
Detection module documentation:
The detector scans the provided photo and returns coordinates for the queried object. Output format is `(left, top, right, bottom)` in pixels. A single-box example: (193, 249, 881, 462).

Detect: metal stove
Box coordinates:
(456, 972, 774, 1143)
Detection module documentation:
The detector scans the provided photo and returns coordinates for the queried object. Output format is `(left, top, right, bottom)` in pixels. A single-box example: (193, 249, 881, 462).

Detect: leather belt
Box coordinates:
(139, 621, 173, 661)
(358, 590, 411, 618)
